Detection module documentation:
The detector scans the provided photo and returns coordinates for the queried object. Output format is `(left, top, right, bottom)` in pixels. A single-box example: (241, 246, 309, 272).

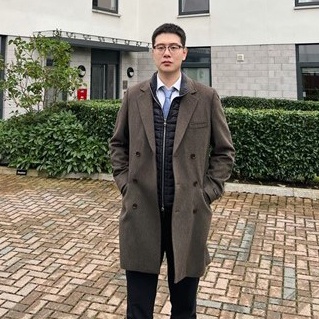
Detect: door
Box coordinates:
(91, 64, 117, 99)
(91, 49, 119, 100)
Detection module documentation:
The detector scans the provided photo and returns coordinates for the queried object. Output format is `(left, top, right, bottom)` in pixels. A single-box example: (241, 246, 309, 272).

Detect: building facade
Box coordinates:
(0, 0, 319, 118)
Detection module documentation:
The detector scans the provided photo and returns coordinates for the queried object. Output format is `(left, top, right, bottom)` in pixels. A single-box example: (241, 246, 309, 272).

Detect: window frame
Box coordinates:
(179, 0, 209, 15)
(182, 47, 211, 86)
(296, 44, 319, 101)
(295, 0, 319, 7)
(92, 0, 118, 14)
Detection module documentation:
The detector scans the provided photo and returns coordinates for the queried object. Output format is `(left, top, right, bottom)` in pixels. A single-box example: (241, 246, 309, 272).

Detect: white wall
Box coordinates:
(209, 0, 319, 46)
(1, 0, 318, 48)
(0, 0, 140, 42)
(138, 0, 319, 47)
(2, 36, 27, 118)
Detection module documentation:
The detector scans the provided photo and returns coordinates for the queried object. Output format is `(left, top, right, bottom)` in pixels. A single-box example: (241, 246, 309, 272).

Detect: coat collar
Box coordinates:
(137, 72, 199, 154)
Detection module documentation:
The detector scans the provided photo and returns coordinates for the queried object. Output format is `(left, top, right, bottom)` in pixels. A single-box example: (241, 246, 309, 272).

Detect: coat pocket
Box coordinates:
(192, 187, 212, 215)
(189, 121, 208, 129)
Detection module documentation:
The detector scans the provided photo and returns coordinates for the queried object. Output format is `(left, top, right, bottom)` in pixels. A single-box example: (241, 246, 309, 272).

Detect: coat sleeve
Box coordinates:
(204, 89, 235, 202)
(109, 90, 130, 194)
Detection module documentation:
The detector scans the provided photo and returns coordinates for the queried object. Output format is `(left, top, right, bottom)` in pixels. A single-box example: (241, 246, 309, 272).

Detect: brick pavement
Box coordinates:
(0, 174, 319, 319)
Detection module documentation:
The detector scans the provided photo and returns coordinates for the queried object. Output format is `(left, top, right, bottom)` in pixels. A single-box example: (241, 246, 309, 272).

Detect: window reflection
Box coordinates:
(180, 0, 209, 14)
(182, 47, 211, 86)
(92, 0, 117, 13)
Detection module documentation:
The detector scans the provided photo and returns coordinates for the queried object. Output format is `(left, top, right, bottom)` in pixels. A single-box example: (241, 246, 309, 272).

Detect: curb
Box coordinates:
(225, 182, 319, 200)
(1, 167, 318, 200)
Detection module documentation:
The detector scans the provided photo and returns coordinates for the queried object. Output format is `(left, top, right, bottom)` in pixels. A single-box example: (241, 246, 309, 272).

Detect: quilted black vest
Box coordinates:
(150, 76, 182, 212)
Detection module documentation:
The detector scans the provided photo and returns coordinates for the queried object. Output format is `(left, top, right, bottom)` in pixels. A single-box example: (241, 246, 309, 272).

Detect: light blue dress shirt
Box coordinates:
(156, 74, 181, 109)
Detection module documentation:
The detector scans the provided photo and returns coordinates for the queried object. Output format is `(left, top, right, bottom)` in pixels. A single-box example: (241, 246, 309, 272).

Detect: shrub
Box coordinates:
(222, 96, 319, 111)
(1, 97, 318, 185)
(225, 108, 319, 183)
(54, 100, 119, 146)
(0, 110, 109, 176)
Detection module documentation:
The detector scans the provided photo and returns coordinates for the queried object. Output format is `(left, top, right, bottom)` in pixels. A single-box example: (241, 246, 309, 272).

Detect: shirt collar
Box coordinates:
(156, 74, 181, 92)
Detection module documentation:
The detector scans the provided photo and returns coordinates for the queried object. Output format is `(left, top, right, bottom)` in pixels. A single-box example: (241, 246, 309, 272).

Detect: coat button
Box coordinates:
(193, 181, 198, 187)
(190, 154, 196, 159)
(132, 203, 137, 209)
(133, 178, 138, 183)
(135, 151, 141, 157)
(193, 209, 198, 214)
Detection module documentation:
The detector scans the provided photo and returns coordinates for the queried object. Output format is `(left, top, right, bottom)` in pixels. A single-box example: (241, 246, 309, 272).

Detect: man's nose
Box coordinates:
(163, 47, 171, 55)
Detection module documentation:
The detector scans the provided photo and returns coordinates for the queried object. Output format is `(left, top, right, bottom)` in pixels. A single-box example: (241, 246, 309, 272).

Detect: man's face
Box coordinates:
(152, 33, 188, 76)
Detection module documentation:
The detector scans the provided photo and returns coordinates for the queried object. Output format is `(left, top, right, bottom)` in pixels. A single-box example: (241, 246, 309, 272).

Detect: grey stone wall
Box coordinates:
(121, 51, 154, 97)
(211, 44, 297, 99)
(137, 51, 156, 83)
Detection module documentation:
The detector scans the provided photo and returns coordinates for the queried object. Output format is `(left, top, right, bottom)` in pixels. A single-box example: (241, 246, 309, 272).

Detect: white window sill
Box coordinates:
(294, 5, 319, 9)
(177, 13, 210, 18)
(92, 9, 121, 17)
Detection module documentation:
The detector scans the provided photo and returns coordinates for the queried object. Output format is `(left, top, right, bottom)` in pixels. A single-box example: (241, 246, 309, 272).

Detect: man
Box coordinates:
(110, 23, 235, 319)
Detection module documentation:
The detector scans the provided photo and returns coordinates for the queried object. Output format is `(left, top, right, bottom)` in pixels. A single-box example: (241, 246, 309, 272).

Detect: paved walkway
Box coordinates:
(0, 174, 319, 319)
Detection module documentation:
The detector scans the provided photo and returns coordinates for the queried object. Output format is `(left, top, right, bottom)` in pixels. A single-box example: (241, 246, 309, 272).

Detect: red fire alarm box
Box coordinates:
(77, 88, 87, 100)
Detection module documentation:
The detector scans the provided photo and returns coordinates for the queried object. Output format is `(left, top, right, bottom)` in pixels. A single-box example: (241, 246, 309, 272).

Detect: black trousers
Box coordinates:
(126, 209, 200, 319)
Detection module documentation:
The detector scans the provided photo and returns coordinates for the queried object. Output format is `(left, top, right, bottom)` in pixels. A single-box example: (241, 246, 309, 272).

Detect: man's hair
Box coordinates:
(152, 23, 186, 47)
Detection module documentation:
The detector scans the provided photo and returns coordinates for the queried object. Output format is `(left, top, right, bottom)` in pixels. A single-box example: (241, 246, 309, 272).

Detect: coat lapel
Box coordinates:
(173, 93, 198, 154)
(137, 85, 156, 153)
(136, 75, 199, 155)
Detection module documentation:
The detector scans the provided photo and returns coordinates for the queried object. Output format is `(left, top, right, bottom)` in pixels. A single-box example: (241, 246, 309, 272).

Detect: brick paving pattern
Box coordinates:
(0, 175, 318, 319)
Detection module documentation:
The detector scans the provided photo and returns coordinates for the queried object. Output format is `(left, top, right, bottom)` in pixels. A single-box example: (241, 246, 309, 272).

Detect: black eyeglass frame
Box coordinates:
(153, 44, 185, 54)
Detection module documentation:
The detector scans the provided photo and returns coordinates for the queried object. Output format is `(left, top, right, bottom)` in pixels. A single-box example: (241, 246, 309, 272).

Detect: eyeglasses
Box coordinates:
(153, 44, 184, 54)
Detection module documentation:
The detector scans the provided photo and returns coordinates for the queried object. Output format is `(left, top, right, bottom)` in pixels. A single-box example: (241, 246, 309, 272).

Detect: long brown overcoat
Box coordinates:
(110, 74, 235, 283)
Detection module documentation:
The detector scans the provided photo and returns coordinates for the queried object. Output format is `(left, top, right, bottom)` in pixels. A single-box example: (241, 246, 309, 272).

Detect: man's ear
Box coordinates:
(182, 47, 188, 61)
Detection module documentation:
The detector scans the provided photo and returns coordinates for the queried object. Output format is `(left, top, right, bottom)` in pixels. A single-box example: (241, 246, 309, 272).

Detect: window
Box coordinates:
(296, 44, 319, 101)
(92, 0, 118, 13)
(295, 0, 319, 6)
(182, 47, 211, 86)
(298, 44, 319, 63)
(179, 0, 209, 15)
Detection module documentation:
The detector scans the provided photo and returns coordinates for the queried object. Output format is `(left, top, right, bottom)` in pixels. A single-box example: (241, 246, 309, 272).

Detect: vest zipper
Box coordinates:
(151, 90, 167, 215)
(149, 84, 188, 215)
(161, 119, 167, 214)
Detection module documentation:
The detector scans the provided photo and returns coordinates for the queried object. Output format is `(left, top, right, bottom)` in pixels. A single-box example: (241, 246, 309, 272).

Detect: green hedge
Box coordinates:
(0, 97, 318, 184)
(222, 96, 319, 111)
(55, 100, 119, 146)
(226, 108, 319, 183)
(0, 107, 111, 176)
